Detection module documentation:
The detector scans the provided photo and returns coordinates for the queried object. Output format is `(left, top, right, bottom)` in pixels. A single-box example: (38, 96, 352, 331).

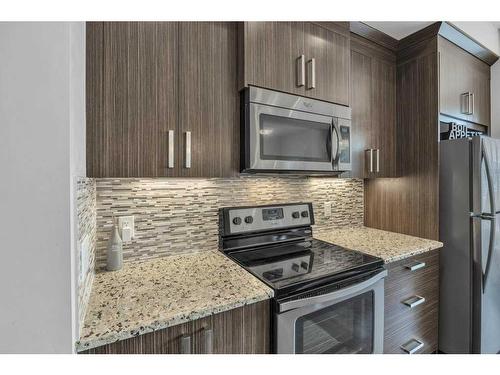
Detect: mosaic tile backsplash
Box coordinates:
(76, 178, 97, 331)
(94, 176, 364, 269)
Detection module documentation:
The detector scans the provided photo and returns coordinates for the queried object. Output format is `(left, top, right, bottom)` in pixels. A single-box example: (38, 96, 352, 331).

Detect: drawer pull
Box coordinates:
(180, 334, 191, 354)
(405, 261, 426, 271)
(402, 295, 426, 308)
(401, 338, 424, 354)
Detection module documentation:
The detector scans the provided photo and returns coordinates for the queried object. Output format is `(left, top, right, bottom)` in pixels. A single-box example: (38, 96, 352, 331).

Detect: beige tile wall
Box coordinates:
(94, 176, 364, 269)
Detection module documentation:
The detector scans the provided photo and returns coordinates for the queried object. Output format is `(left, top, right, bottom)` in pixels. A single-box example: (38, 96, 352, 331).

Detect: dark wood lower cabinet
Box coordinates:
(80, 300, 270, 354)
(383, 250, 439, 354)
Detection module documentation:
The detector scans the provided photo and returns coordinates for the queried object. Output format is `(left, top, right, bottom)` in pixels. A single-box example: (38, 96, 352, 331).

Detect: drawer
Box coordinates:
(384, 301, 439, 354)
(383, 250, 440, 354)
(385, 251, 439, 294)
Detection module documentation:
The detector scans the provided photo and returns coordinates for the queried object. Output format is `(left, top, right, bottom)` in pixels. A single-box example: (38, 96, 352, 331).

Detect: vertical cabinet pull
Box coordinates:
(366, 149, 374, 173)
(461, 92, 469, 114)
(180, 334, 191, 354)
(168, 130, 175, 169)
(203, 328, 213, 354)
(307, 58, 316, 89)
(184, 131, 191, 168)
(296, 55, 305, 87)
(376, 149, 380, 173)
(461, 92, 474, 115)
(401, 338, 424, 354)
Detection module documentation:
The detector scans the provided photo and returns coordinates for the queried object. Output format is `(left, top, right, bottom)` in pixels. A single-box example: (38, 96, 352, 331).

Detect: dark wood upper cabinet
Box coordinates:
(239, 22, 306, 97)
(177, 22, 239, 177)
(439, 36, 491, 127)
(240, 22, 350, 106)
(86, 22, 239, 178)
(303, 22, 350, 105)
(350, 34, 397, 178)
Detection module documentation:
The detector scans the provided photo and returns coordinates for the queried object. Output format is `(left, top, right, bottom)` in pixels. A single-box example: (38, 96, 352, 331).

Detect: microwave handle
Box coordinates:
(331, 121, 340, 163)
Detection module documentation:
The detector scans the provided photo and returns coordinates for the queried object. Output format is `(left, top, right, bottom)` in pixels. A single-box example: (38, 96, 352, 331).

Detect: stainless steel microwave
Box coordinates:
(241, 86, 352, 174)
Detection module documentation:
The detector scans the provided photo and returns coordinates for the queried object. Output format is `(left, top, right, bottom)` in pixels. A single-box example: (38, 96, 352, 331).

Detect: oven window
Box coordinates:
(295, 291, 374, 354)
(259, 114, 331, 162)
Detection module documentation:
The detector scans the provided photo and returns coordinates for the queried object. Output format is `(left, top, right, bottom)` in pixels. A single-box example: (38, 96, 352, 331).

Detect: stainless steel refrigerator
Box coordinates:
(440, 136, 500, 354)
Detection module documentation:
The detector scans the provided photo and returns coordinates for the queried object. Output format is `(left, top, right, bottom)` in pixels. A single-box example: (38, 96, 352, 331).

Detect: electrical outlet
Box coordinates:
(324, 202, 332, 218)
(117, 216, 134, 242)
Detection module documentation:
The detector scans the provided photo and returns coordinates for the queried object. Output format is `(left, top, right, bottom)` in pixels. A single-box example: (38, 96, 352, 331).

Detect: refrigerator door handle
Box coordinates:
(482, 215, 496, 292)
(481, 147, 497, 292)
(483, 147, 497, 215)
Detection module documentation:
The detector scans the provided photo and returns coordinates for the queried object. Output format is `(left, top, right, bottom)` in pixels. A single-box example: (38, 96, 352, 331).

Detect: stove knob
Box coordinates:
(292, 263, 300, 272)
(301, 210, 309, 218)
(300, 261, 309, 270)
(244, 216, 253, 224)
(292, 211, 300, 219)
(232, 217, 242, 225)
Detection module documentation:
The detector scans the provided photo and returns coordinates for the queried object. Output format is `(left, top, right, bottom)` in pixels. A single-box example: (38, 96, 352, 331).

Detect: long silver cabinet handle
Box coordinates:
(307, 58, 316, 89)
(376, 149, 380, 173)
(405, 261, 426, 271)
(168, 130, 175, 168)
(297, 55, 305, 87)
(180, 334, 191, 354)
(185, 131, 191, 168)
(401, 338, 424, 354)
(402, 295, 426, 309)
(204, 328, 213, 354)
(470, 93, 475, 115)
(461, 92, 470, 114)
(367, 149, 374, 173)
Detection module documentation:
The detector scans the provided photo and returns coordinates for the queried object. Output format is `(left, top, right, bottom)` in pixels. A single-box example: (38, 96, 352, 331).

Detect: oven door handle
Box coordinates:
(278, 269, 387, 313)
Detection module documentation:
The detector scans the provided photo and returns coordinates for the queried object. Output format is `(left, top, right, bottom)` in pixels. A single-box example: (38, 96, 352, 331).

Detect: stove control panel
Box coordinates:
(222, 203, 314, 235)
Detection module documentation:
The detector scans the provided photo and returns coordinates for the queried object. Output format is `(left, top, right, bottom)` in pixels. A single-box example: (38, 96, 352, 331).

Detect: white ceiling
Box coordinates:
(363, 22, 436, 40)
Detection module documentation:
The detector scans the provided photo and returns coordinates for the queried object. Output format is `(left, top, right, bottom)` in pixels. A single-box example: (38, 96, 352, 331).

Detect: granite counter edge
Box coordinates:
(75, 291, 273, 352)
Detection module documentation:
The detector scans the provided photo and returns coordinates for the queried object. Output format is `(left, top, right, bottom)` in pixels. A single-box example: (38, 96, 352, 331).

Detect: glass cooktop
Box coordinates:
(228, 238, 384, 294)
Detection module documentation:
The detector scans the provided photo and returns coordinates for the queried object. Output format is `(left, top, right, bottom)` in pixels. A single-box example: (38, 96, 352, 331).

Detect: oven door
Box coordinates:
(275, 269, 387, 354)
(247, 102, 340, 172)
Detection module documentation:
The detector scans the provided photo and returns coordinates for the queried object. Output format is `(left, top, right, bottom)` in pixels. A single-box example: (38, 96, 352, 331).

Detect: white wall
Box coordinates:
(69, 22, 86, 347)
(0, 22, 85, 353)
(451, 22, 500, 139)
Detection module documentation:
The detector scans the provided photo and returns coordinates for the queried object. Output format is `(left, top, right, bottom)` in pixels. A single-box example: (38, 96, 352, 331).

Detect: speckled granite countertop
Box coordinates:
(76, 250, 273, 352)
(314, 226, 443, 263)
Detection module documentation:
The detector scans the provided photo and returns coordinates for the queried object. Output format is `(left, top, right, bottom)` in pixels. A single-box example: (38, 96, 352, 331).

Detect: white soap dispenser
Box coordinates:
(106, 219, 123, 271)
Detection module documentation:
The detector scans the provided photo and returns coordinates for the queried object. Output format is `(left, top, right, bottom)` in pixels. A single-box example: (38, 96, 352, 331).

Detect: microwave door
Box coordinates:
(248, 103, 336, 172)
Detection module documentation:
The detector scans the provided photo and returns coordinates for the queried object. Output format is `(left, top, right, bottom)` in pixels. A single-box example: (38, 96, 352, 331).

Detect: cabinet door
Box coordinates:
(439, 37, 471, 122)
(178, 22, 239, 177)
(439, 36, 491, 126)
(212, 299, 271, 354)
(86, 22, 179, 177)
(241, 22, 306, 95)
(371, 58, 396, 177)
(470, 62, 491, 126)
(350, 35, 397, 178)
(304, 23, 350, 105)
(350, 49, 373, 178)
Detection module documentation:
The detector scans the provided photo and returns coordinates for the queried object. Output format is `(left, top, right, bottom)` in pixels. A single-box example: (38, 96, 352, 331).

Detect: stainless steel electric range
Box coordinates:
(219, 202, 387, 354)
